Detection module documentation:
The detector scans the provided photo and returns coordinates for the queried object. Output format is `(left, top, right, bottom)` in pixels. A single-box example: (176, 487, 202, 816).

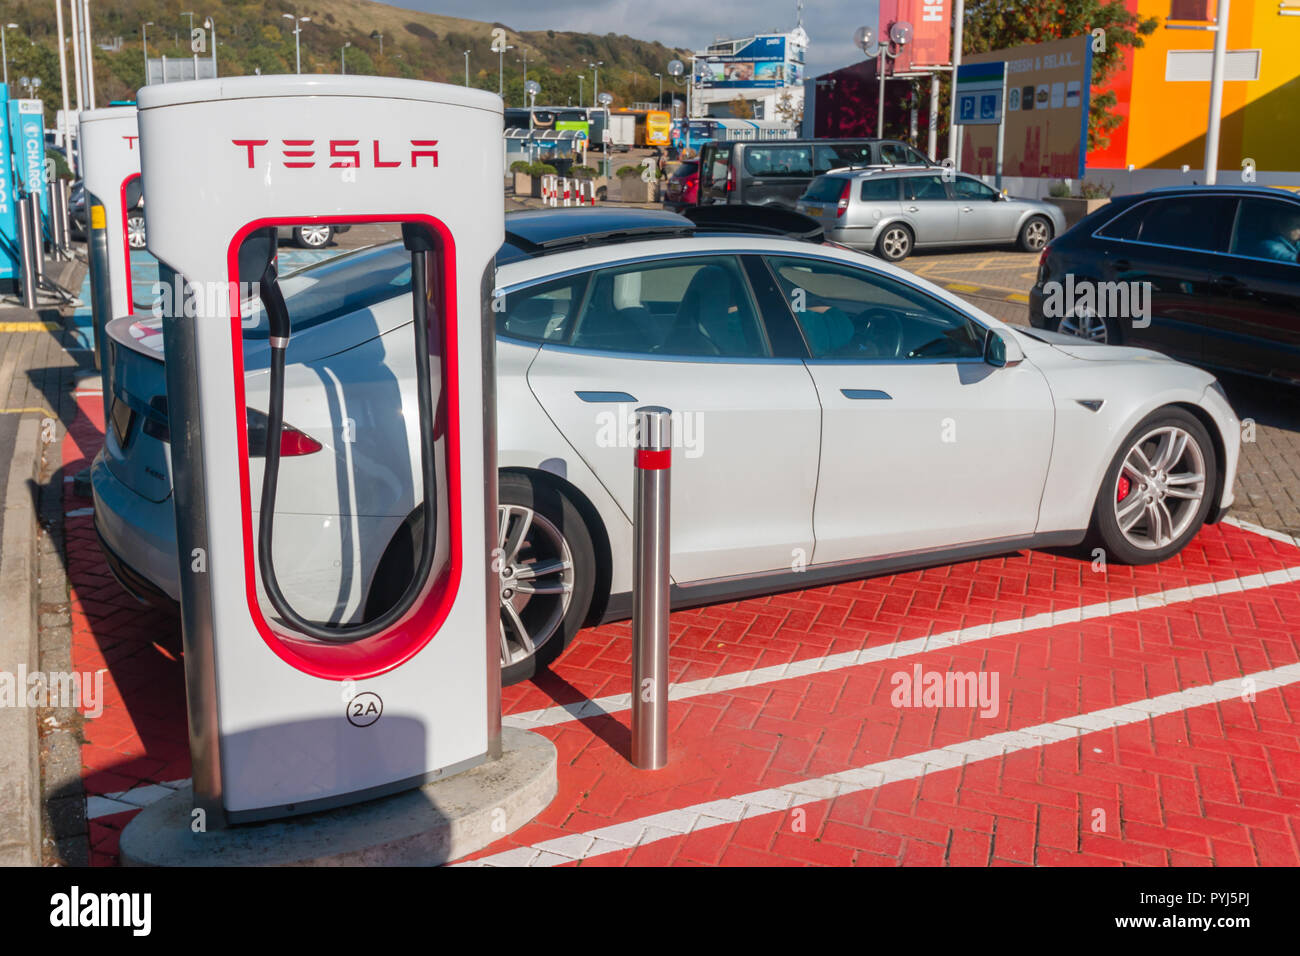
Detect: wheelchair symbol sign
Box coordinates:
(980, 93, 998, 120)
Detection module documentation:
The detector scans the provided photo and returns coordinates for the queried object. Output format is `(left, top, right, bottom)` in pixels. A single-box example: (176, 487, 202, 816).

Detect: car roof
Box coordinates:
(500, 208, 695, 264)
(1137, 184, 1300, 201)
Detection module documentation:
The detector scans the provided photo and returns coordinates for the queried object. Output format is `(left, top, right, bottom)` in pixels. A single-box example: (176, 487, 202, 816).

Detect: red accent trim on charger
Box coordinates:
(120, 173, 141, 316)
(636, 449, 671, 470)
(225, 212, 463, 681)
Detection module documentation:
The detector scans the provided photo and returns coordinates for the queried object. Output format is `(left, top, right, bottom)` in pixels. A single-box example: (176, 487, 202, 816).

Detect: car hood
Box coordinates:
(1011, 326, 1182, 365)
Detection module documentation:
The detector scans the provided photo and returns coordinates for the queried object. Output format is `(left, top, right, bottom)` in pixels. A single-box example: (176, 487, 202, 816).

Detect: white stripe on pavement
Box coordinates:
(503, 563, 1300, 731)
(84, 550, 1300, 822)
(465, 660, 1300, 866)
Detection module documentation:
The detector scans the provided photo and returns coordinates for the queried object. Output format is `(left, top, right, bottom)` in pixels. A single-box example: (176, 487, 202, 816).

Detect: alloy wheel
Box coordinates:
(880, 227, 911, 260)
(127, 215, 147, 249)
(298, 225, 332, 248)
(1058, 311, 1110, 343)
(1023, 219, 1050, 250)
(1113, 425, 1206, 551)
(497, 503, 575, 667)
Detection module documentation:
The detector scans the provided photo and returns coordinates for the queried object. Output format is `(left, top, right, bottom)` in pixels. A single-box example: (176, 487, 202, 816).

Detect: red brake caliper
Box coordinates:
(1117, 475, 1131, 502)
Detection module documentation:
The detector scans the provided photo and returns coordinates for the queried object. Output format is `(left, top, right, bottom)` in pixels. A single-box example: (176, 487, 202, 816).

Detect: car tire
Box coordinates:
(875, 223, 914, 262)
(497, 473, 596, 685)
(1090, 407, 1217, 566)
(1018, 215, 1053, 253)
(293, 224, 333, 249)
(1048, 305, 1122, 345)
(126, 213, 147, 249)
(363, 473, 596, 686)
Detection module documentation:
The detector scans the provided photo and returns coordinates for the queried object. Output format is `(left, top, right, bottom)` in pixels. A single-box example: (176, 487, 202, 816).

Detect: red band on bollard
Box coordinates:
(636, 448, 671, 470)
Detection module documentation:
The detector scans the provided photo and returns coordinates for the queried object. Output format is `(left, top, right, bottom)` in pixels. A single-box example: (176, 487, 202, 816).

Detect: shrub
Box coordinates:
(571, 165, 599, 179)
(615, 163, 646, 179)
(1047, 180, 1071, 198)
(1079, 180, 1114, 199)
(509, 160, 532, 174)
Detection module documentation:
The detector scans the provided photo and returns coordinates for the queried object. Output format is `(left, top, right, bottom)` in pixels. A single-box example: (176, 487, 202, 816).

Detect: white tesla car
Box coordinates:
(93, 208, 1240, 685)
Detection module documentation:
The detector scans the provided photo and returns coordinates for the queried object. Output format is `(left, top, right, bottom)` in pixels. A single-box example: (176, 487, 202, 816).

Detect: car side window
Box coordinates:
(568, 255, 771, 358)
(815, 143, 872, 173)
(1097, 196, 1236, 252)
(765, 256, 987, 361)
(745, 146, 813, 178)
(903, 174, 949, 201)
(1230, 198, 1300, 265)
(860, 177, 900, 201)
(497, 273, 587, 343)
(952, 177, 997, 201)
(879, 143, 910, 165)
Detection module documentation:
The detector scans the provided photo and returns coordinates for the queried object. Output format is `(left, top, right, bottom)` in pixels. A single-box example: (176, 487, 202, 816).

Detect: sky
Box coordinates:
(385, 0, 872, 77)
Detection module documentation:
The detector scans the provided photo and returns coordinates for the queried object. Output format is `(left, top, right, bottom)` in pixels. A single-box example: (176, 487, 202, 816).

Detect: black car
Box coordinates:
(1030, 185, 1300, 385)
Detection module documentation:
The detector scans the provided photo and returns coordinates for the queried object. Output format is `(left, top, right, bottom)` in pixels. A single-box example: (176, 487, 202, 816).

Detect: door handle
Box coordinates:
(961, 206, 973, 213)
(841, 388, 892, 400)
(906, 205, 919, 212)
(1112, 259, 1131, 272)
(1213, 274, 1243, 288)
(575, 391, 637, 403)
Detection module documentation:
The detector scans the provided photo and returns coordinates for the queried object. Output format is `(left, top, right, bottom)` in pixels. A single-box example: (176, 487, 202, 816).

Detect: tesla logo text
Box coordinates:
(232, 138, 439, 169)
(123, 135, 138, 150)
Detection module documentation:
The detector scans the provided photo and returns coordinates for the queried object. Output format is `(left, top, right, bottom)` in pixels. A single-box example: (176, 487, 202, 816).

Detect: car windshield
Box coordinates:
(242, 242, 412, 339)
(802, 176, 849, 203)
(672, 161, 699, 179)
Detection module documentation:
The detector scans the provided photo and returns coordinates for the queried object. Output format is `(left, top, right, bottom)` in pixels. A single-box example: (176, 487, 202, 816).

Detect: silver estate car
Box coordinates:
(796, 169, 1067, 262)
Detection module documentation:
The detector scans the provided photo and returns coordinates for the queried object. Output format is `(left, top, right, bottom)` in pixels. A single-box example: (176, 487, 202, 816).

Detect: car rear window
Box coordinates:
(1096, 195, 1237, 252)
(671, 161, 699, 179)
(803, 176, 850, 203)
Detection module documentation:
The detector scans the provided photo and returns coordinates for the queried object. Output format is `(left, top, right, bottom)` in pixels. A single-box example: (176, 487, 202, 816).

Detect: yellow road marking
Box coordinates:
(945, 282, 981, 293)
(0, 321, 61, 333)
(1007, 293, 1030, 303)
(0, 406, 56, 417)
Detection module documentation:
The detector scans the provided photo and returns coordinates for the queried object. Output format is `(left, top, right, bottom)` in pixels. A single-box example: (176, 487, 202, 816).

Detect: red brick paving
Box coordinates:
(61, 389, 1300, 866)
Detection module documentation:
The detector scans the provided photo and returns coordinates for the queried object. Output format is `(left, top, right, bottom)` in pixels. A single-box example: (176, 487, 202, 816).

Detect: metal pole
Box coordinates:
(948, 0, 965, 165)
(1204, 0, 1230, 185)
(60, 181, 72, 257)
(211, 22, 217, 75)
(82, 0, 96, 108)
(70, 4, 83, 108)
(464, 50, 469, 86)
(17, 197, 37, 309)
(631, 405, 671, 770)
(27, 197, 44, 282)
(56, 2, 72, 169)
(995, 70, 1007, 191)
(138, 22, 146, 90)
(928, 71, 940, 160)
(877, 52, 886, 138)
(295, 27, 301, 74)
(2, 27, 7, 88)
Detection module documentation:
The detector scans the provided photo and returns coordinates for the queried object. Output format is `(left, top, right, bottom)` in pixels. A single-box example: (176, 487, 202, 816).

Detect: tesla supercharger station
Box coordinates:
(137, 75, 504, 827)
(79, 106, 141, 372)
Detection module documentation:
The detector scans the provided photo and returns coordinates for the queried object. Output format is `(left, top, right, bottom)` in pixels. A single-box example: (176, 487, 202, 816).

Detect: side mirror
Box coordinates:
(984, 329, 1024, 368)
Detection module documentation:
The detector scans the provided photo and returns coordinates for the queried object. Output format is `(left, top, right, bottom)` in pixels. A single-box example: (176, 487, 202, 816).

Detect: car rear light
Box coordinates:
(836, 180, 851, 218)
(245, 407, 324, 457)
(1038, 242, 1052, 268)
(725, 165, 735, 192)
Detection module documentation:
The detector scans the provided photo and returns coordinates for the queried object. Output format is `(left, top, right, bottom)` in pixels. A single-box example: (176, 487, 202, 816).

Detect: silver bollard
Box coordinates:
(16, 196, 37, 309)
(47, 180, 65, 259)
(57, 181, 73, 257)
(631, 405, 672, 770)
(26, 195, 45, 282)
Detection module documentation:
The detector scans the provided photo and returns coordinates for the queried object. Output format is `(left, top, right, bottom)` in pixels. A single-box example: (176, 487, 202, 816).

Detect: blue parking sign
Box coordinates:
(959, 96, 975, 121)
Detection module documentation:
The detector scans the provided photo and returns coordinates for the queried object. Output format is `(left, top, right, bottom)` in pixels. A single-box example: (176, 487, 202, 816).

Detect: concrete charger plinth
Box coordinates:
(120, 727, 556, 866)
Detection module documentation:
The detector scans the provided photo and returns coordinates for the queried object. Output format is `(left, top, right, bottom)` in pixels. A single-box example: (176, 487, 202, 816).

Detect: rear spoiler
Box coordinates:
(682, 205, 824, 243)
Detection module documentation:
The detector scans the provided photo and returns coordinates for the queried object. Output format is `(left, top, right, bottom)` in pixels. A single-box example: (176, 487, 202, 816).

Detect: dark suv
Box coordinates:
(1030, 185, 1300, 385)
(698, 138, 936, 210)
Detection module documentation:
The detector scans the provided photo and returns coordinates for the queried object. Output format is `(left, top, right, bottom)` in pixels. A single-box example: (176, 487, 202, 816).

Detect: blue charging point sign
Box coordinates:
(10, 98, 46, 221)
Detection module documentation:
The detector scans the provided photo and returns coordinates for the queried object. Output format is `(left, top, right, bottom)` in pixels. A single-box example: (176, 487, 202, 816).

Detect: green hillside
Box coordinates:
(5, 0, 691, 119)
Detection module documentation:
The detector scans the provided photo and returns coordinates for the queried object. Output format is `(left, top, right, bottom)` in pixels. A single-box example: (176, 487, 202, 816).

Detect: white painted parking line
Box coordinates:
(466, 660, 1300, 866)
(85, 559, 1300, 821)
(503, 563, 1300, 731)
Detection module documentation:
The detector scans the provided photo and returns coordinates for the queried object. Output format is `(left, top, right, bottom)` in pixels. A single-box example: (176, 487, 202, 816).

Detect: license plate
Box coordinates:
(800, 204, 823, 218)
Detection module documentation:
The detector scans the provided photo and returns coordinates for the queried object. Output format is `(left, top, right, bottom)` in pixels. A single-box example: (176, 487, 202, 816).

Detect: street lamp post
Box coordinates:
(1203, 0, 1231, 184)
(341, 41, 350, 75)
(655, 72, 663, 108)
(589, 60, 603, 108)
(464, 49, 470, 86)
(578, 73, 585, 105)
(0, 22, 18, 88)
(204, 17, 217, 76)
(498, 41, 514, 97)
(282, 13, 310, 74)
(140, 21, 153, 87)
(370, 30, 383, 56)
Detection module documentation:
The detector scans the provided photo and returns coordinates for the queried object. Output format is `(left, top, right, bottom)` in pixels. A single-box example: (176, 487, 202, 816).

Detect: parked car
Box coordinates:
(1030, 185, 1300, 386)
(662, 159, 699, 212)
(93, 208, 1239, 687)
(797, 169, 1066, 261)
(698, 137, 937, 210)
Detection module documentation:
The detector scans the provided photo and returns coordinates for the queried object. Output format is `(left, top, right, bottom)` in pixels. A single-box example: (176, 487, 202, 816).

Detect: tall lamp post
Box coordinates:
(282, 13, 310, 74)
(654, 72, 663, 108)
(341, 41, 350, 75)
(497, 40, 514, 97)
(370, 30, 383, 56)
(140, 20, 153, 87)
(589, 60, 603, 108)
(204, 17, 217, 76)
(463, 49, 470, 86)
(1, 22, 19, 88)
(578, 72, 585, 105)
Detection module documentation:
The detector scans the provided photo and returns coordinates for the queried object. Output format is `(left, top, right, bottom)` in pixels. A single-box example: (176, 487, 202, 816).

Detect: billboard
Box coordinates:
(695, 35, 801, 89)
(960, 35, 1092, 179)
(879, 0, 953, 72)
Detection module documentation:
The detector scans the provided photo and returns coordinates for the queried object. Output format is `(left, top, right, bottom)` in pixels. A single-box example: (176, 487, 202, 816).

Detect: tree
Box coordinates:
(774, 90, 803, 127)
(962, 0, 1158, 150)
(728, 95, 754, 119)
